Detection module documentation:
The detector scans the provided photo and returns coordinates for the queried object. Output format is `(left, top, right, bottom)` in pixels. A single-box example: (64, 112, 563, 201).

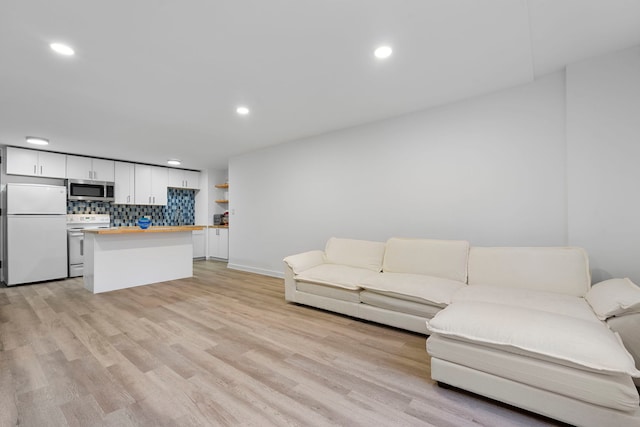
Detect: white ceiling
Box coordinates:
(1, 0, 639, 170)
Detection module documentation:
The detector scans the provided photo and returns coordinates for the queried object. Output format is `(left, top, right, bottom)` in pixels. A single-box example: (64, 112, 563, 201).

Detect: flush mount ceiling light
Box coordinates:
(236, 106, 250, 115)
(167, 159, 181, 166)
(26, 136, 49, 146)
(374, 45, 393, 59)
(50, 42, 75, 56)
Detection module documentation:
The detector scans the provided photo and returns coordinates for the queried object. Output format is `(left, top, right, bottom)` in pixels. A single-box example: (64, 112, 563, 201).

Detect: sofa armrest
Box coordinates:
(608, 313, 640, 386)
(283, 250, 325, 274)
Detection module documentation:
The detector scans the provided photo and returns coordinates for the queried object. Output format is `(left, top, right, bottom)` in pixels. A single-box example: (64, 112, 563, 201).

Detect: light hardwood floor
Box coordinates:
(0, 260, 561, 426)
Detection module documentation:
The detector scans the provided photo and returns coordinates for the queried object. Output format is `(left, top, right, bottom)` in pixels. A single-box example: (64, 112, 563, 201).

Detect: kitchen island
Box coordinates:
(83, 226, 205, 294)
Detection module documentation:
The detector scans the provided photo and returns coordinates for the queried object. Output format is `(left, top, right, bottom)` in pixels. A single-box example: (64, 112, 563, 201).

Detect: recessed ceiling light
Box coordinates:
(26, 136, 49, 146)
(374, 45, 392, 59)
(50, 42, 75, 56)
(236, 106, 250, 115)
(167, 159, 181, 166)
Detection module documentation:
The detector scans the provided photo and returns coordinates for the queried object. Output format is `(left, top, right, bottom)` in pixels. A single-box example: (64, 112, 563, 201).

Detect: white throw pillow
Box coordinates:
(586, 278, 640, 320)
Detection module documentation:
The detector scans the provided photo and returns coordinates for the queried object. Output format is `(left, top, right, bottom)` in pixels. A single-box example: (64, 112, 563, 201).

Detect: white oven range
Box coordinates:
(67, 214, 111, 277)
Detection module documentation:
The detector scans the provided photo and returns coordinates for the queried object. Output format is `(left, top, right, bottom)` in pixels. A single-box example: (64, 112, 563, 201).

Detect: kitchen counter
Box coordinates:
(83, 226, 199, 294)
(84, 225, 204, 234)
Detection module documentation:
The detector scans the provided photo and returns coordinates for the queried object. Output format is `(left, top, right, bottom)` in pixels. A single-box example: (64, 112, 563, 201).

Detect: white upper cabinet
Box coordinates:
(92, 158, 115, 181)
(66, 155, 115, 181)
(134, 164, 168, 205)
(6, 147, 66, 178)
(168, 169, 200, 189)
(114, 161, 135, 204)
(151, 166, 169, 205)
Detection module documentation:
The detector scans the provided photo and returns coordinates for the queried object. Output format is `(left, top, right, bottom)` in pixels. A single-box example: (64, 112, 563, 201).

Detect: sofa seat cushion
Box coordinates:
(360, 290, 442, 318)
(453, 285, 599, 323)
(295, 264, 378, 290)
(359, 272, 466, 306)
(297, 281, 361, 303)
(427, 301, 640, 376)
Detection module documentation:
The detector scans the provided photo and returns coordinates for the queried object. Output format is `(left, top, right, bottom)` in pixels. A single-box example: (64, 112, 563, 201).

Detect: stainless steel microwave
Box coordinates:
(67, 179, 114, 202)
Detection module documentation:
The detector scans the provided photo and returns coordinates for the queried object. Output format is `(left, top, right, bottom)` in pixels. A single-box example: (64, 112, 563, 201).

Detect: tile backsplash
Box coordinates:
(67, 188, 195, 227)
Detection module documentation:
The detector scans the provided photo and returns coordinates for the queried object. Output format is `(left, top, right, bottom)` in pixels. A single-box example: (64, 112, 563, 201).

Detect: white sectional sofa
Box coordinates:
(284, 237, 640, 427)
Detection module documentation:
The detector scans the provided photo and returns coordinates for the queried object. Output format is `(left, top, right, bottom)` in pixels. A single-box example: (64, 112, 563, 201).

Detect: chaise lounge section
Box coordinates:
(426, 246, 640, 427)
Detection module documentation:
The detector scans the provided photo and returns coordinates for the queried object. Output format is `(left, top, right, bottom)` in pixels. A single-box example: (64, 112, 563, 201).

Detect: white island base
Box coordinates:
(83, 227, 199, 294)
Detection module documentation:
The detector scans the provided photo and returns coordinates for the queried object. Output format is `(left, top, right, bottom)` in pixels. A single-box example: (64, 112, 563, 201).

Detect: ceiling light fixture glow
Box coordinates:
(50, 42, 75, 56)
(167, 159, 181, 166)
(236, 106, 250, 115)
(26, 136, 49, 146)
(374, 45, 392, 59)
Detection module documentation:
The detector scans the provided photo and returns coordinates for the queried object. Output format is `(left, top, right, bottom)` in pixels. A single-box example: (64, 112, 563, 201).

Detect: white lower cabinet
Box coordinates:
(192, 229, 205, 258)
(208, 227, 229, 260)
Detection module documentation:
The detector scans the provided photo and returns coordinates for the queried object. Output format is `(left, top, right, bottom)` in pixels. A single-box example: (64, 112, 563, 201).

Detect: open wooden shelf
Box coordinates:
(215, 183, 229, 189)
(215, 199, 229, 203)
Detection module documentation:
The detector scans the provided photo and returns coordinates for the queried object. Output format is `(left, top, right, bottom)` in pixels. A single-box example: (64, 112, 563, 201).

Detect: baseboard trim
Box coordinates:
(226, 263, 284, 279)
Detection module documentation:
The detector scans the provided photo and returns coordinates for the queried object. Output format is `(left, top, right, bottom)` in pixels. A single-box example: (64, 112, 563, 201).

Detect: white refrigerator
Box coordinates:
(6, 183, 68, 286)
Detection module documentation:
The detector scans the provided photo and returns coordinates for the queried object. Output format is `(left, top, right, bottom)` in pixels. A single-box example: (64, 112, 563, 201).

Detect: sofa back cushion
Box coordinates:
(382, 238, 469, 283)
(468, 247, 591, 297)
(325, 237, 385, 272)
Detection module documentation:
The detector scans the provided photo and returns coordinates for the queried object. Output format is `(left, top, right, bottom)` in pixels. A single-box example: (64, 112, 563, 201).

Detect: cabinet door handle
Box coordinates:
(148, 196, 151, 203)
(40, 165, 43, 175)
(127, 195, 130, 203)
(93, 171, 96, 179)
(80, 238, 84, 256)
(153, 196, 156, 203)
(34, 165, 37, 174)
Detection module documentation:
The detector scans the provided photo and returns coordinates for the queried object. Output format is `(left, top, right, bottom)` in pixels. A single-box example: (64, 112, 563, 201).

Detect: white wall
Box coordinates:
(229, 73, 567, 276)
(567, 47, 640, 282)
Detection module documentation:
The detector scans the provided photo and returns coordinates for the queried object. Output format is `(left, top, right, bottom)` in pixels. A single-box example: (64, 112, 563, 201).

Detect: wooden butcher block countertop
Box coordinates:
(84, 225, 205, 234)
